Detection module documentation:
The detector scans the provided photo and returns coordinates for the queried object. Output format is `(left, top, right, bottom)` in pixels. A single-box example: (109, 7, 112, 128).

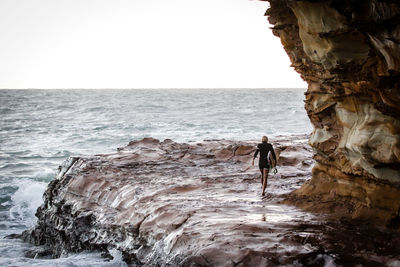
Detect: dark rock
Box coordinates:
(24, 246, 53, 259)
(4, 233, 22, 239)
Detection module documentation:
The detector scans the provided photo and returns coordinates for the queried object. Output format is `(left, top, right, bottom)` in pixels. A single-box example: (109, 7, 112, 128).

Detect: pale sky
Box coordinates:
(0, 0, 306, 89)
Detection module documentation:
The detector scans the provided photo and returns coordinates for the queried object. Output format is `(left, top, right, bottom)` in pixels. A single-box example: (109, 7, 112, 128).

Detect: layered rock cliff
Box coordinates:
(266, 0, 400, 225)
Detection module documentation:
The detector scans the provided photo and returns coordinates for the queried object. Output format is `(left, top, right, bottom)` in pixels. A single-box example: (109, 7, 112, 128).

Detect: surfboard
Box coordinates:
(267, 151, 276, 169)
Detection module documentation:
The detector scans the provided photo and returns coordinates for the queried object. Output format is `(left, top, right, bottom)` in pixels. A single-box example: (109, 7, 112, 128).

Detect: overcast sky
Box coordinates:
(0, 0, 306, 89)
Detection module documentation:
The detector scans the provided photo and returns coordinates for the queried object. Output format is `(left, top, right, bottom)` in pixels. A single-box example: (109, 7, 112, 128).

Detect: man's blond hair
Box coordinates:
(262, 136, 268, 142)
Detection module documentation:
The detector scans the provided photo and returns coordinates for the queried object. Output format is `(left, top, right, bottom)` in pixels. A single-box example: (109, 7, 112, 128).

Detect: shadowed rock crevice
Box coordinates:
(266, 0, 400, 225)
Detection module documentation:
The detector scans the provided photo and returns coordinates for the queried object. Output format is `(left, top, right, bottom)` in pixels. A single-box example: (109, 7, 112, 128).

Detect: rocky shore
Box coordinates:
(20, 136, 400, 265)
(17, 0, 400, 264)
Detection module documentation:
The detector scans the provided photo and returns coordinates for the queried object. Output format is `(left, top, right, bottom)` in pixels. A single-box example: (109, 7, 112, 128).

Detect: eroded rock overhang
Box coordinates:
(265, 0, 400, 224)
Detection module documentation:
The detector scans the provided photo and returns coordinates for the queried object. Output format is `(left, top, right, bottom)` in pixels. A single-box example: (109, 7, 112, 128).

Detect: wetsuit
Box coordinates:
(253, 142, 276, 173)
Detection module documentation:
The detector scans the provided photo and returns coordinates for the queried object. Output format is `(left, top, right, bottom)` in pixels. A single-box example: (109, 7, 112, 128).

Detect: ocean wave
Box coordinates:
(0, 163, 32, 170)
(9, 179, 47, 228)
(0, 246, 127, 267)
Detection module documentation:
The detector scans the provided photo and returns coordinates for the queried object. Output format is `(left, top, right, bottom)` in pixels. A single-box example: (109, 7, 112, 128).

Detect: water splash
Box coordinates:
(9, 179, 47, 228)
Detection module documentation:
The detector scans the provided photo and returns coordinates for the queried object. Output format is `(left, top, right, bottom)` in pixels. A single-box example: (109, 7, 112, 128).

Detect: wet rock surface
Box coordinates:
(22, 136, 400, 265)
(266, 0, 400, 224)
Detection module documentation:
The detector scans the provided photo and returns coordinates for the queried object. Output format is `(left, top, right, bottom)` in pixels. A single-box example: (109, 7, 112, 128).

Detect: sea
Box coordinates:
(0, 88, 311, 266)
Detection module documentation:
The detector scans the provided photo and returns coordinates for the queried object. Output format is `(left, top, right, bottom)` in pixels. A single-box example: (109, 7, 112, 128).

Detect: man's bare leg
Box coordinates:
(261, 168, 269, 196)
(260, 171, 263, 186)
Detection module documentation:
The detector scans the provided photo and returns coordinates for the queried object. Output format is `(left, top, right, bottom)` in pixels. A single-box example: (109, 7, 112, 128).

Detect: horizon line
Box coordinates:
(0, 87, 307, 90)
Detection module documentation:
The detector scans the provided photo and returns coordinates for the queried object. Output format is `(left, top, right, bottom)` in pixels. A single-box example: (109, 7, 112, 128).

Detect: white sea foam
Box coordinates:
(0, 241, 127, 267)
(9, 179, 47, 227)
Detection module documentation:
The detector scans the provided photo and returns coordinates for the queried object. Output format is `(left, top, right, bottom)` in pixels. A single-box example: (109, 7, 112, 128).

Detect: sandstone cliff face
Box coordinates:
(266, 0, 400, 224)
